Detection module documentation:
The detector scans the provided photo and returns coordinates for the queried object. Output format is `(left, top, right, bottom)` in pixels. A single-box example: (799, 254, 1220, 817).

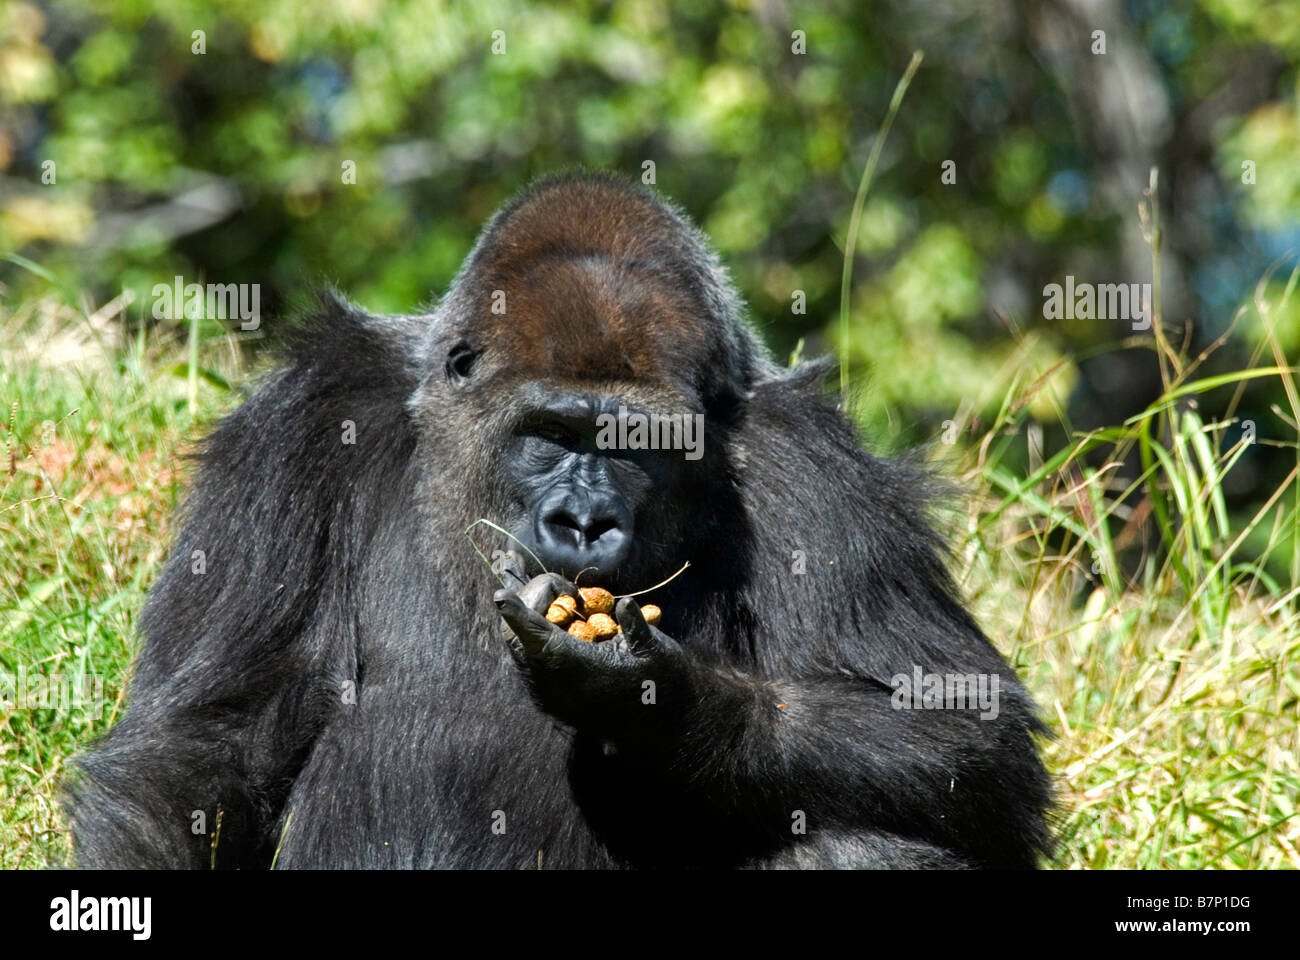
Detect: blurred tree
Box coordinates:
(1, 0, 1296, 496)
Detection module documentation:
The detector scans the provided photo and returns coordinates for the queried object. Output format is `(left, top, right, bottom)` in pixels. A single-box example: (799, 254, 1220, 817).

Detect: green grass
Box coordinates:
(948, 188, 1300, 868)
(950, 337, 1300, 867)
(1, 268, 1297, 869)
(0, 291, 240, 868)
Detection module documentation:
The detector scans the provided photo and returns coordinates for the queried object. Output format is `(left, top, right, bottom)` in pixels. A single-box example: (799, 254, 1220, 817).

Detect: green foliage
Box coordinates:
(3, 0, 1298, 442)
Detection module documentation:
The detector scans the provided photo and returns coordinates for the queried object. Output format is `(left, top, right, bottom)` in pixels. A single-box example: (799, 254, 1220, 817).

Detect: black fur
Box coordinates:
(65, 174, 1051, 869)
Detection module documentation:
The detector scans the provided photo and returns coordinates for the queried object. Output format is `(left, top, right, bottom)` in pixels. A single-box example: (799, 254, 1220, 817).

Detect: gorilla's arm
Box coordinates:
(66, 300, 419, 867)
(664, 647, 1047, 870)
(701, 370, 1051, 867)
(497, 370, 1052, 870)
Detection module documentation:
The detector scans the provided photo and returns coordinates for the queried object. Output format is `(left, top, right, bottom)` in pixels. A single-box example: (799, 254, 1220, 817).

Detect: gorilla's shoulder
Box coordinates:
(196, 292, 423, 491)
(271, 291, 428, 392)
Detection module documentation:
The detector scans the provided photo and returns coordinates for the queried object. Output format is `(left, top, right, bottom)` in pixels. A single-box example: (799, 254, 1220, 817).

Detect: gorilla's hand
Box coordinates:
(494, 573, 692, 738)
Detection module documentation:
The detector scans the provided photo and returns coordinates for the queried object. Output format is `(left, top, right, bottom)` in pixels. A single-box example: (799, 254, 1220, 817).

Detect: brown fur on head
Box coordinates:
(426, 171, 771, 414)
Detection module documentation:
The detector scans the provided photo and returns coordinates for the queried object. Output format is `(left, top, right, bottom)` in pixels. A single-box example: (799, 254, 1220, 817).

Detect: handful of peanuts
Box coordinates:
(545, 587, 662, 643)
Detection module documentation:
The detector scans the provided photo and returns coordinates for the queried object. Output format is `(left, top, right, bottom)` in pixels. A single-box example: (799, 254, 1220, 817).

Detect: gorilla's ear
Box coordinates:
(709, 354, 834, 422)
(706, 380, 748, 426)
(757, 353, 836, 390)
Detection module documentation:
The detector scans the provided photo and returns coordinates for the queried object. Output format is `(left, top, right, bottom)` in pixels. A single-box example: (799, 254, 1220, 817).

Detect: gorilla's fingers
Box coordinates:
(517, 572, 567, 613)
(494, 589, 557, 655)
(614, 598, 659, 658)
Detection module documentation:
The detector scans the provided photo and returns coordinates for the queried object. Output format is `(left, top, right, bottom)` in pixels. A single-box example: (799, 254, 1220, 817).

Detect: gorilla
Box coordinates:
(65, 172, 1051, 869)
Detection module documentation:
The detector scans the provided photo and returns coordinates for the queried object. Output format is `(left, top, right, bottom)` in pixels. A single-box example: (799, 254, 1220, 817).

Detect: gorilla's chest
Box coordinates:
(277, 670, 613, 868)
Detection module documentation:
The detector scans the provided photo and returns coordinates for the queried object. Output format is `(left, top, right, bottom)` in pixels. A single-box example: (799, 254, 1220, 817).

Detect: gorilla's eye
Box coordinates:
(445, 342, 479, 382)
(535, 422, 572, 443)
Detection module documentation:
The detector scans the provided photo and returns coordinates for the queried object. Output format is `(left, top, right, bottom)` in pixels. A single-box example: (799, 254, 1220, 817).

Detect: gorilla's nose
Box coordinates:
(535, 493, 632, 577)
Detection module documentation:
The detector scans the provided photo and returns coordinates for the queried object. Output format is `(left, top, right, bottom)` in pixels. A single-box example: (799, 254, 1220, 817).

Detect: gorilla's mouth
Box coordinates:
(503, 545, 601, 586)
(500, 544, 645, 598)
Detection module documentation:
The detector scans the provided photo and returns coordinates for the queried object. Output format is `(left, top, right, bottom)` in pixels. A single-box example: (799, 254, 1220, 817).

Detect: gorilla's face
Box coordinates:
(501, 386, 683, 585)
(418, 178, 737, 591)
(430, 301, 708, 591)
(435, 330, 701, 589)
